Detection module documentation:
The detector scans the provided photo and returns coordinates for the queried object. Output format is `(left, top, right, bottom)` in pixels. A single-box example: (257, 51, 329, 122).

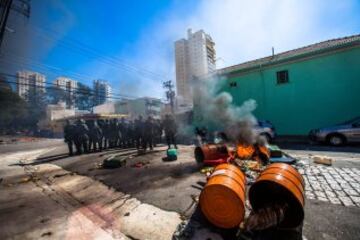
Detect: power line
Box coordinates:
(29, 25, 170, 82)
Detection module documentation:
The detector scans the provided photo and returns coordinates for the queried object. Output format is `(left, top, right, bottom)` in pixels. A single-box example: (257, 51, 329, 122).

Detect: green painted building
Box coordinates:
(197, 35, 360, 135)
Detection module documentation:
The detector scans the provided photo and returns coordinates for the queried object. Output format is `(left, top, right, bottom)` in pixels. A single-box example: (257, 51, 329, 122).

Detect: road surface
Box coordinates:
(1, 139, 360, 239)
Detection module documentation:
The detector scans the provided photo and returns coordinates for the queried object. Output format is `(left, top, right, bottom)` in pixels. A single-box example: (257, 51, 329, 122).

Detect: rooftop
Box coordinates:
(217, 34, 360, 75)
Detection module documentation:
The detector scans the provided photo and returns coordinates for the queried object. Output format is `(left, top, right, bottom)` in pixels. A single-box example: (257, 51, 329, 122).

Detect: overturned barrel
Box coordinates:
(194, 144, 229, 163)
(200, 163, 246, 228)
(249, 163, 305, 229)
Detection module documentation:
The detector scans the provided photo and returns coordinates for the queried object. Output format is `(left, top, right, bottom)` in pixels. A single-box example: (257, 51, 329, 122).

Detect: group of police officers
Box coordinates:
(63, 114, 178, 156)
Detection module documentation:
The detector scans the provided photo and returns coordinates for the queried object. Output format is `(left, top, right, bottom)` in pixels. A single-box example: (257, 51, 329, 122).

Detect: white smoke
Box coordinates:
(193, 76, 258, 144)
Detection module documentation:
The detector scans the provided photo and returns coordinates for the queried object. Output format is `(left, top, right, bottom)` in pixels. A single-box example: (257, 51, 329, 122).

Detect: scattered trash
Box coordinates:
(131, 161, 150, 168)
(200, 166, 214, 174)
(53, 173, 70, 178)
(167, 148, 178, 161)
(124, 212, 130, 217)
(270, 156, 296, 164)
(40, 218, 50, 224)
(267, 144, 283, 158)
(102, 155, 127, 169)
(41, 232, 52, 237)
(313, 155, 332, 166)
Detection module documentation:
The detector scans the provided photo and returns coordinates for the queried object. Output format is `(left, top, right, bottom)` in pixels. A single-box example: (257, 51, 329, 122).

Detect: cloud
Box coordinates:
(116, 0, 359, 98)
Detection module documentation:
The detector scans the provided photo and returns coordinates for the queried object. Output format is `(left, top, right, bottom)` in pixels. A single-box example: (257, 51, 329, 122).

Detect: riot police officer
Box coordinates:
(74, 119, 89, 154)
(142, 116, 154, 151)
(64, 119, 75, 155)
(118, 118, 127, 148)
(102, 119, 111, 149)
(89, 120, 103, 152)
(134, 115, 144, 150)
(163, 114, 178, 149)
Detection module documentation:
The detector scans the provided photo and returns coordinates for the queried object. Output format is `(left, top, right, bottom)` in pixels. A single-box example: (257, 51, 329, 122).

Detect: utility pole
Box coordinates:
(163, 80, 175, 114)
(0, 0, 30, 51)
(0, 0, 13, 49)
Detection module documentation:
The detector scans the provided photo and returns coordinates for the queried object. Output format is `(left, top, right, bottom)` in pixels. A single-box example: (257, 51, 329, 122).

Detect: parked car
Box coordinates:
(255, 120, 276, 142)
(309, 117, 360, 146)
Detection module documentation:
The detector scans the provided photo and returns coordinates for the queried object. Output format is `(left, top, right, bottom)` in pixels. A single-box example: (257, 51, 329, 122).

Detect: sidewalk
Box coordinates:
(0, 149, 181, 240)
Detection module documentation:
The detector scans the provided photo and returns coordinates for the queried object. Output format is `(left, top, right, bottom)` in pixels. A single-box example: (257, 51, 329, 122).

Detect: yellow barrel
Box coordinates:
(199, 163, 246, 228)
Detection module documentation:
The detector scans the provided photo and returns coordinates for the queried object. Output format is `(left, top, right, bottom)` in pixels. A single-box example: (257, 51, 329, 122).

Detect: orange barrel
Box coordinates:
(249, 163, 305, 228)
(195, 144, 229, 163)
(199, 163, 246, 228)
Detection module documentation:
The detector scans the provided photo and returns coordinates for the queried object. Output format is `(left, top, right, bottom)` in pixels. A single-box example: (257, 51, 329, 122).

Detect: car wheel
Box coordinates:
(327, 134, 345, 146)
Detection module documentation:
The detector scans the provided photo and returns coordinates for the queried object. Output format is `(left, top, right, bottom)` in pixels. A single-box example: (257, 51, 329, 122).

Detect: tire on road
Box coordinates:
(326, 133, 346, 146)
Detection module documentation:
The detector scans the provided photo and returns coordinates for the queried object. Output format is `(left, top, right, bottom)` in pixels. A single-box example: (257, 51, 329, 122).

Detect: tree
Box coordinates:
(23, 88, 48, 131)
(0, 86, 28, 134)
(75, 82, 93, 111)
(47, 86, 67, 104)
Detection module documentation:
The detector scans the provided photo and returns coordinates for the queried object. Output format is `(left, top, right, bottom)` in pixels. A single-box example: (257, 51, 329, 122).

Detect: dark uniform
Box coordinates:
(134, 116, 144, 149)
(89, 120, 103, 152)
(64, 120, 75, 155)
(109, 119, 118, 148)
(163, 114, 177, 149)
(102, 120, 111, 149)
(118, 118, 128, 148)
(127, 121, 135, 147)
(154, 119, 163, 146)
(74, 119, 89, 154)
(142, 116, 154, 151)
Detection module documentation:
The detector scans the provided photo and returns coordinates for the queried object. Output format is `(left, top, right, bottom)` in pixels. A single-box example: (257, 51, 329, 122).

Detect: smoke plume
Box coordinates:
(193, 76, 258, 144)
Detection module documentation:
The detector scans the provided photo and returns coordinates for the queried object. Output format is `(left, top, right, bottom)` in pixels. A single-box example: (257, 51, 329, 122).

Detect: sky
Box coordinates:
(1, 0, 360, 100)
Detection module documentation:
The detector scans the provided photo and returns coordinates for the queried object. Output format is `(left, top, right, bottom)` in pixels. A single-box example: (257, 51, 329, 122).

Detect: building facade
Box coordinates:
(115, 97, 164, 120)
(93, 79, 111, 106)
(54, 77, 77, 109)
(175, 28, 216, 107)
(16, 71, 46, 100)
(194, 35, 360, 135)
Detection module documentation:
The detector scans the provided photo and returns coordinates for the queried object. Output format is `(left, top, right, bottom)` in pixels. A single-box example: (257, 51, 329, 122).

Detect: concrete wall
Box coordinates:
(197, 46, 360, 135)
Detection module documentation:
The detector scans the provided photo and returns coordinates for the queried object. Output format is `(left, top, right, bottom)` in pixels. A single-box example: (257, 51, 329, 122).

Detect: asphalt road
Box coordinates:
(1, 139, 360, 240)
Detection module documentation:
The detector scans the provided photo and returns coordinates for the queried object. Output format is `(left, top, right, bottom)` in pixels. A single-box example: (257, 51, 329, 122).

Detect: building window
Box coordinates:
(276, 70, 289, 84)
(229, 82, 237, 87)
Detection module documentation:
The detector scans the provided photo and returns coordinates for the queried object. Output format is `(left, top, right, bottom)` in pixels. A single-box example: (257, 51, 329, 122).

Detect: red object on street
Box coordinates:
(203, 158, 227, 166)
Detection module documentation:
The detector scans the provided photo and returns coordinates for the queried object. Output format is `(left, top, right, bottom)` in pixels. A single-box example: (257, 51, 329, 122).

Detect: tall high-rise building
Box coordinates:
(16, 71, 46, 101)
(93, 79, 111, 106)
(175, 28, 216, 107)
(54, 77, 77, 109)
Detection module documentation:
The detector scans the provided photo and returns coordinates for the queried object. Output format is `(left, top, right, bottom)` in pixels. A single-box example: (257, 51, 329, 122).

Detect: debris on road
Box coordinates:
(163, 148, 178, 161)
(200, 166, 214, 175)
(313, 155, 333, 166)
(131, 161, 150, 168)
(102, 155, 127, 168)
